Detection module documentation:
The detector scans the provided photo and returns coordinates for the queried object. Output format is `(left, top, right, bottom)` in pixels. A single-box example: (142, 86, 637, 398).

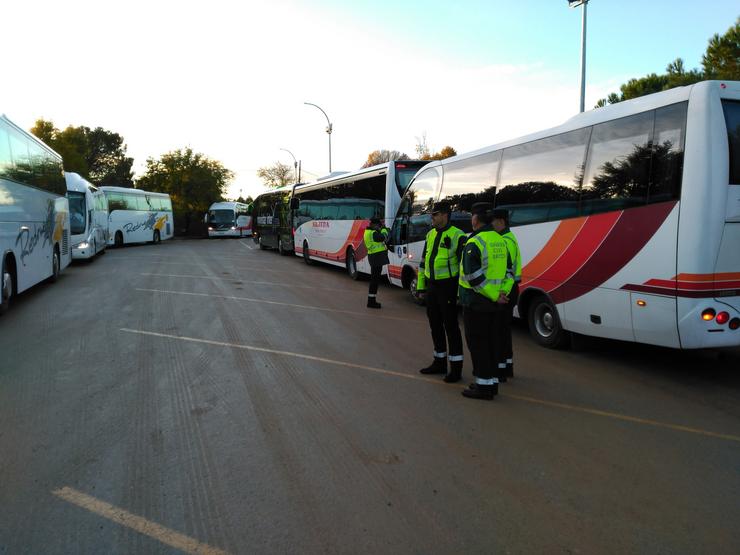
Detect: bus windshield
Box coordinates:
(209, 209, 235, 224)
(67, 191, 87, 235)
(396, 167, 420, 196)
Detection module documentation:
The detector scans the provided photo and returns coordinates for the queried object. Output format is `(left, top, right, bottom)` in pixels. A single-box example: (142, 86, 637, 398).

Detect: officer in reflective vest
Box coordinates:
(458, 202, 510, 400)
(493, 208, 521, 380)
(416, 202, 467, 382)
(364, 217, 390, 309)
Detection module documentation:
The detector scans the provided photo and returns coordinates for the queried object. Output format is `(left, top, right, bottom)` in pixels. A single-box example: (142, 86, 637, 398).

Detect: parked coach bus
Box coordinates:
(0, 114, 71, 314)
(252, 185, 294, 254)
(65, 172, 108, 260)
(292, 161, 426, 279)
(101, 186, 173, 247)
(387, 80, 740, 350)
(205, 201, 252, 238)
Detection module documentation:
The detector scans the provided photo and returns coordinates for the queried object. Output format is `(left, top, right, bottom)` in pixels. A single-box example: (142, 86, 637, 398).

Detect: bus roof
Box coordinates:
(1, 113, 63, 161)
(65, 172, 96, 193)
(208, 201, 249, 210)
(422, 80, 732, 171)
(295, 160, 427, 195)
(100, 185, 170, 197)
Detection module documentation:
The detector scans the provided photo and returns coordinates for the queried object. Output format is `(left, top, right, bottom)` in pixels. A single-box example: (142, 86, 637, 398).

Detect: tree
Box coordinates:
(428, 146, 457, 161)
(257, 161, 295, 188)
(137, 148, 233, 216)
(29, 119, 134, 186)
(594, 18, 739, 109)
(361, 149, 410, 168)
(703, 18, 740, 80)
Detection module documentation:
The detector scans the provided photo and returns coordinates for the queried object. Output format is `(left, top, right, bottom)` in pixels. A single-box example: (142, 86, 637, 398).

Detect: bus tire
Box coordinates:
(258, 236, 268, 250)
(278, 237, 289, 256)
(49, 246, 60, 283)
(346, 248, 359, 280)
(302, 241, 313, 265)
(408, 272, 425, 305)
(115, 231, 124, 248)
(0, 256, 14, 315)
(153, 230, 161, 245)
(527, 295, 569, 349)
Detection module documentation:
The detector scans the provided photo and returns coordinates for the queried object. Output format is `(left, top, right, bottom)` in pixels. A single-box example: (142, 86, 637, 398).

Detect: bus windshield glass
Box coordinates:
(722, 100, 740, 184)
(396, 167, 421, 196)
(209, 209, 235, 224)
(67, 191, 86, 235)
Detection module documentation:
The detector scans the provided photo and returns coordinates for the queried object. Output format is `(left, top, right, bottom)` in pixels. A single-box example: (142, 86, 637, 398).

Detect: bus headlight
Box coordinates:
(230, 226, 236, 230)
(75, 241, 89, 249)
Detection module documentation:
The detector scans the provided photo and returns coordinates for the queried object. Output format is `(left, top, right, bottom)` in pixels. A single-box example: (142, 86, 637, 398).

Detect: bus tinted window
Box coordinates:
(650, 102, 687, 202)
(406, 166, 440, 242)
(438, 151, 500, 232)
(67, 191, 87, 235)
(107, 193, 127, 212)
(581, 110, 653, 215)
(722, 100, 740, 185)
(7, 127, 33, 184)
(497, 128, 588, 225)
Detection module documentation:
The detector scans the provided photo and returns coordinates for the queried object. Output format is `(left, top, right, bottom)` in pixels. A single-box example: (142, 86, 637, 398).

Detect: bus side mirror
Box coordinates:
(203, 213, 209, 224)
(290, 197, 299, 210)
(400, 223, 408, 243)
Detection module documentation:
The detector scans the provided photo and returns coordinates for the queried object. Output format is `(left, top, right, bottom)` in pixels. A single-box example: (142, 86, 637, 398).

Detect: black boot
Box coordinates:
(467, 382, 499, 394)
(367, 297, 381, 309)
(443, 359, 463, 383)
(462, 383, 497, 400)
(419, 357, 446, 374)
(505, 359, 514, 379)
(497, 363, 507, 383)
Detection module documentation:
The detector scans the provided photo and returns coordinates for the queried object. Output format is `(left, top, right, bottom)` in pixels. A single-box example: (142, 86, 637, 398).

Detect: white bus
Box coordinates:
(205, 201, 252, 238)
(101, 186, 173, 247)
(292, 161, 427, 279)
(0, 114, 71, 313)
(65, 172, 108, 260)
(386, 80, 740, 350)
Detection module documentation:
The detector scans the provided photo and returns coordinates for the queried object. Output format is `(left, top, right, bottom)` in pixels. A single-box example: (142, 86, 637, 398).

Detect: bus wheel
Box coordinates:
(527, 295, 569, 349)
(258, 236, 268, 250)
(408, 273, 425, 305)
(153, 230, 161, 245)
(302, 241, 313, 265)
(278, 237, 288, 256)
(0, 257, 14, 315)
(346, 248, 359, 280)
(49, 247, 60, 283)
(115, 231, 124, 248)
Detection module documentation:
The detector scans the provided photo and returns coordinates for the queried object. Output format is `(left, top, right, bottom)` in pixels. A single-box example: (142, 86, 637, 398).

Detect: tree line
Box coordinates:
(596, 18, 739, 108)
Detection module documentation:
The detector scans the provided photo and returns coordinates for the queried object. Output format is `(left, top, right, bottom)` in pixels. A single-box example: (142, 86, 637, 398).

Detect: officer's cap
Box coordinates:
(492, 208, 509, 221)
(369, 216, 382, 225)
(470, 202, 494, 216)
(431, 201, 451, 214)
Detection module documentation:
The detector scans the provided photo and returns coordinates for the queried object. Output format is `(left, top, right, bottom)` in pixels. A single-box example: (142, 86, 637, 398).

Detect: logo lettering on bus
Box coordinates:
(15, 201, 54, 265)
(312, 221, 329, 228)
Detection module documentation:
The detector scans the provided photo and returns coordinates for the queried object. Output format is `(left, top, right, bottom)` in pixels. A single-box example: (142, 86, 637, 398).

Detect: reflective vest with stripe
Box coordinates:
(502, 230, 522, 285)
(364, 228, 388, 255)
(459, 230, 508, 303)
(417, 226, 465, 290)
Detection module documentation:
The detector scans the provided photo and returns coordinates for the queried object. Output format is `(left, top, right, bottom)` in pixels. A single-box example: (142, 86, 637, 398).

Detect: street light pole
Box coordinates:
(279, 148, 300, 183)
(568, 0, 589, 113)
(304, 102, 332, 173)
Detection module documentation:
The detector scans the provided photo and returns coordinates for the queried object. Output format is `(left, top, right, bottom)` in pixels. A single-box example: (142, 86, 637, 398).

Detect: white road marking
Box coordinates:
(53, 486, 230, 555)
(120, 328, 740, 444)
(135, 288, 426, 323)
(238, 240, 253, 250)
(139, 273, 354, 292)
(120, 328, 439, 384)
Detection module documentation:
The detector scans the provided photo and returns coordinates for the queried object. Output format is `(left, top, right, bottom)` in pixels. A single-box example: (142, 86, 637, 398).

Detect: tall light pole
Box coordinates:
(304, 102, 333, 173)
(568, 0, 589, 113)
(279, 148, 301, 183)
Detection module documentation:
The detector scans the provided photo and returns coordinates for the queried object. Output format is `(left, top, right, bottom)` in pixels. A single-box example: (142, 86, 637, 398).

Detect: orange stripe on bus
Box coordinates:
(674, 272, 740, 282)
(521, 217, 587, 285)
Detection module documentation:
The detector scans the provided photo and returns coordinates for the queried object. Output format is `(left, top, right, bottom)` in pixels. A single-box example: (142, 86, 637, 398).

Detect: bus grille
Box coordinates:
(62, 229, 69, 255)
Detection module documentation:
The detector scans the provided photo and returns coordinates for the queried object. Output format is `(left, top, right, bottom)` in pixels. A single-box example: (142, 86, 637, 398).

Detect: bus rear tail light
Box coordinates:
(716, 311, 730, 325)
(729, 318, 740, 330)
(701, 308, 716, 321)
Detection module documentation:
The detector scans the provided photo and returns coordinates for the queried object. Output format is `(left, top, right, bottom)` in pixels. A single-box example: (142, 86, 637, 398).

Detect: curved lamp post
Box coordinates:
(304, 102, 333, 173)
(279, 148, 301, 183)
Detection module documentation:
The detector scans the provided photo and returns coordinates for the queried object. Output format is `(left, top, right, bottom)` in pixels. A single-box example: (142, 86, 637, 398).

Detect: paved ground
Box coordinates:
(1, 237, 739, 554)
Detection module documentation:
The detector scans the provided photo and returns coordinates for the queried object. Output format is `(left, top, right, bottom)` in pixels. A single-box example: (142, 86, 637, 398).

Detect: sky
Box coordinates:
(1, 0, 737, 200)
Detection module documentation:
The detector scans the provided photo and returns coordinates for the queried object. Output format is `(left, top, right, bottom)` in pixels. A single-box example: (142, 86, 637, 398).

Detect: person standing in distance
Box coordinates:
(458, 203, 509, 400)
(493, 208, 520, 380)
(364, 216, 390, 309)
(416, 202, 467, 382)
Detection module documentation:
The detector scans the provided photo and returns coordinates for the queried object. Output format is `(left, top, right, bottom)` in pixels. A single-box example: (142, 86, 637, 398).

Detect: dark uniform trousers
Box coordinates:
(426, 278, 463, 359)
(369, 265, 383, 295)
(463, 306, 504, 381)
(501, 282, 519, 376)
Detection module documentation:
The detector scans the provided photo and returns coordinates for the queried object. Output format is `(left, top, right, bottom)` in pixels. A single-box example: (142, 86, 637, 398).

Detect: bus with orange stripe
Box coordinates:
(292, 161, 426, 279)
(386, 80, 740, 349)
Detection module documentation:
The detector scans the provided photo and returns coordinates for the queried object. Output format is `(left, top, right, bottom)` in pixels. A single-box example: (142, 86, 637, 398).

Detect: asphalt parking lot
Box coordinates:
(1, 237, 739, 554)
